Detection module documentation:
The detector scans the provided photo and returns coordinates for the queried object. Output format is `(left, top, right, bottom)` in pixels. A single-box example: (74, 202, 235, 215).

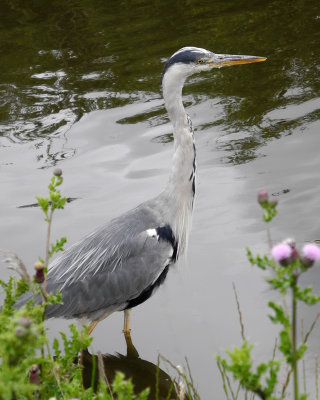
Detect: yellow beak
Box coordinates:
(207, 54, 267, 68)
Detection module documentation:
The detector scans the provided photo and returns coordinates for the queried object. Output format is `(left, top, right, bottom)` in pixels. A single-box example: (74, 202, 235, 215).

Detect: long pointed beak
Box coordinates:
(208, 54, 267, 68)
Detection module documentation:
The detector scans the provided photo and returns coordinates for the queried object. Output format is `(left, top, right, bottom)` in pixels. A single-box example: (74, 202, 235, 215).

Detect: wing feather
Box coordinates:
(44, 203, 175, 319)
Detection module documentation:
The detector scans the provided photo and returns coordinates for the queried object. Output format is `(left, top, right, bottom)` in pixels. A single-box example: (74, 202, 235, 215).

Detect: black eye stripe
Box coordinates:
(162, 48, 213, 82)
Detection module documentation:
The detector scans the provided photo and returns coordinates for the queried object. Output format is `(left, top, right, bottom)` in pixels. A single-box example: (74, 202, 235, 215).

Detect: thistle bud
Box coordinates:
(15, 325, 27, 338)
(34, 261, 45, 283)
(283, 238, 296, 248)
(290, 246, 300, 262)
(53, 168, 62, 177)
(18, 316, 32, 328)
(35, 269, 45, 284)
(269, 196, 278, 207)
(282, 239, 300, 262)
(35, 261, 44, 271)
(258, 190, 269, 205)
(29, 364, 40, 385)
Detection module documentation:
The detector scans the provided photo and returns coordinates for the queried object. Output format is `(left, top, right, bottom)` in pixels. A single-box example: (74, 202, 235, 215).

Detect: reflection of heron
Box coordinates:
(81, 333, 177, 399)
(17, 47, 266, 334)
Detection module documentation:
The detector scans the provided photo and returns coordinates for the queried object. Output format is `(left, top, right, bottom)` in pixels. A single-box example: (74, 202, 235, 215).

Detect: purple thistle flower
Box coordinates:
(271, 243, 292, 265)
(302, 244, 320, 262)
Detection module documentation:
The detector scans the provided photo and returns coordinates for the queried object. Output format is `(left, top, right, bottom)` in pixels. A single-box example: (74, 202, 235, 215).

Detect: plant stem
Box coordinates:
(45, 209, 53, 269)
(232, 282, 246, 341)
(43, 209, 53, 298)
(266, 224, 272, 251)
(303, 312, 320, 344)
(97, 351, 114, 399)
(39, 208, 54, 371)
(301, 320, 307, 394)
(292, 275, 299, 400)
(281, 367, 292, 398)
(316, 356, 319, 400)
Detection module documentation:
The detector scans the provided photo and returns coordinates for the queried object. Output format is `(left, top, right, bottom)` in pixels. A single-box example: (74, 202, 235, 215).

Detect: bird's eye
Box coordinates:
(197, 59, 205, 64)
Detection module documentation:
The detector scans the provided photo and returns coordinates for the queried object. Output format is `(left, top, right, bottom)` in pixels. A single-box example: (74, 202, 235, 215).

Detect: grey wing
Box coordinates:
(44, 207, 175, 320)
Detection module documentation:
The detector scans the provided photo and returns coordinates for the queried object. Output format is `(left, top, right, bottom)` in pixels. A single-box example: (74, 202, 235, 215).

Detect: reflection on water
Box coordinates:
(17, 197, 77, 209)
(81, 333, 177, 400)
(1, 0, 319, 165)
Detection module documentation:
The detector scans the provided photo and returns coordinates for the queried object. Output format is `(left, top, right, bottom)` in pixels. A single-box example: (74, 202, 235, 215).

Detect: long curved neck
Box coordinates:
(161, 69, 196, 254)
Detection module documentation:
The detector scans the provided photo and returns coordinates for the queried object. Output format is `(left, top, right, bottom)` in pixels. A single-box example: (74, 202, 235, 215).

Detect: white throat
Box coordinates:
(161, 64, 197, 256)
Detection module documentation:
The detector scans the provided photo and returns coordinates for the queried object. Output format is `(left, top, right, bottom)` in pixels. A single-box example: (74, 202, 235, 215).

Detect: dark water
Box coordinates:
(1, 0, 320, 398)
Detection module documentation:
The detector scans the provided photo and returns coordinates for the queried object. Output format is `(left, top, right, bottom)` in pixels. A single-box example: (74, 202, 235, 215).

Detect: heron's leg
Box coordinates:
(124, 328, 139, 358)
(123, 309, 131, 335)
(123, 310, 139, 357)
(88, 320, 99, 335)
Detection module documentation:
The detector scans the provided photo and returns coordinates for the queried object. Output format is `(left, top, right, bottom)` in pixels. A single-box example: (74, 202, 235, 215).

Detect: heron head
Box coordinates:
(162, 46, 266, 84)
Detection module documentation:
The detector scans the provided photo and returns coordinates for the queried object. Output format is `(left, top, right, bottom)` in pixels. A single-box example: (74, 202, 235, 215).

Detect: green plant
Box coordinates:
(216, 191, 320, 400)
(0, 169, 151, 400)
(158, 354, 200, 400)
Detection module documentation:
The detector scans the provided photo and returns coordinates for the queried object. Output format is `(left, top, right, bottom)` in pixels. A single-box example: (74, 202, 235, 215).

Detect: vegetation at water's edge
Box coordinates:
(216, 190, 320, 400)
(0, 170, 150, 400)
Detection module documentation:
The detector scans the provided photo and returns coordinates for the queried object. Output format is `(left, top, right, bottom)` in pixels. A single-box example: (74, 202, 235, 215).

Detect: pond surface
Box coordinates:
(1, 0, 320, 398)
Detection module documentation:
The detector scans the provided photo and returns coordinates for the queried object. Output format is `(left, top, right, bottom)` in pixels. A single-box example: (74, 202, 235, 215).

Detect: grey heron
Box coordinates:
(16, 47, 266, 335)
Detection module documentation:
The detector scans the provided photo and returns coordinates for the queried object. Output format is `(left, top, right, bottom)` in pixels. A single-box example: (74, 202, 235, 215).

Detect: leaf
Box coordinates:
(296, 343, 307, 360)
(278, 330, 292, 361)
(36, 196, 49, 214)
(53, 338, 61, 358)
(268, 302, 290, 328)
(49, 237, 67, 258)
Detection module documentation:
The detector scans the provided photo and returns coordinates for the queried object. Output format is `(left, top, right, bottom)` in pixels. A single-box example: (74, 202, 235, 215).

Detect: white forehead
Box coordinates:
(172, 47, 212, 58)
